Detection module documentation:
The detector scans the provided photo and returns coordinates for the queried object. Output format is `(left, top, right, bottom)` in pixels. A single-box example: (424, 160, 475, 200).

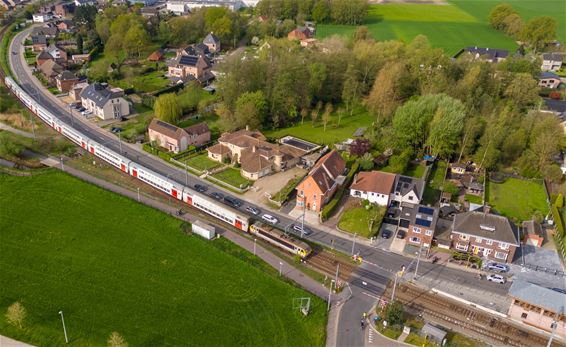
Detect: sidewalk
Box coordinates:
(0, 335, 35, 347)
(0, 122, 35, 139)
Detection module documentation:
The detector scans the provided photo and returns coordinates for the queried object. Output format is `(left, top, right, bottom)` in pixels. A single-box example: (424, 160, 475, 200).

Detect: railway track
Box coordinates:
(306, 250, 357, 282)
(387, 283, 565, 347)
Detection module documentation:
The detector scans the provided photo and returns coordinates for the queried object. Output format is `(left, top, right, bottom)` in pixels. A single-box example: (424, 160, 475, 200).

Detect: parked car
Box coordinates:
(245, 206, 260, 215)
(210, 192, 223, 200)
(396, 230, 406, 239)
(292, 224, 312, 236)
(381, 229, 392, 239)
(81, 110, 92, 117)
(486, 262, 510, 273)
(224, 196, 242, 208)
(194, 184, 207, 193)
(261, 214, 279, 225)
(486, 274, 506, 284)
(110, 127, 123, 133)
(77, 106, 86, 112)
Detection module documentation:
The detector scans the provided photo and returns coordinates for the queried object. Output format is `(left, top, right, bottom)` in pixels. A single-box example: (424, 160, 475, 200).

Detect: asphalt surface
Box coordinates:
(9, 27, 512, 347)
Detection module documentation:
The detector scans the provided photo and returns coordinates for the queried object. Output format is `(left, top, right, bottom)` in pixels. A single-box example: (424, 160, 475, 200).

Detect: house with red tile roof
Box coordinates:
(350, 171, 396, 206)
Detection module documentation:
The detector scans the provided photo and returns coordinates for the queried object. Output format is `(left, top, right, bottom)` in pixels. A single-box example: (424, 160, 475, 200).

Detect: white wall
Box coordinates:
(350, 189, 389, 206)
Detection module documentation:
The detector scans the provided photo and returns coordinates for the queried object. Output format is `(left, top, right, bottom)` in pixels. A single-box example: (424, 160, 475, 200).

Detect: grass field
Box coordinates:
(0, 171, 326, 346)
(210, 167, 252, 189)
(486, 177, 549, 222)
(422, 161, 447, 205)
(186, 153, 222, 172)
(317, 1, 565, 55)
(265, 107, 373, 145)
(338, 203, 385, 238)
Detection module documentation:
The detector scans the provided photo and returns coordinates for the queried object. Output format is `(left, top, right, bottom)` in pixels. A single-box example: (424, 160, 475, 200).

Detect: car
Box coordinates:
(194, 184, 207, 193)
(110, 127, 123, 133)
(261, 214, 279, 225)
(381, 229, 392, 239)
(245, 206, 260, 215)
(486, 263, 510, 273)
(396, 230, 406, 239)
(210, 192, 223, 200)
(77, 106, 86, 112)
(224, 196, 243, 207)
(486, 274, 506, 284)
(81, 110, 92, 117)
(292, 224, 312, 236)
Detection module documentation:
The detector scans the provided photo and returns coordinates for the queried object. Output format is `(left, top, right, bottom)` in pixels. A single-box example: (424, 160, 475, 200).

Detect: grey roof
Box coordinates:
(421, 323, 447, 341)
(452, 211, 518, 245)
(544, 99, 566, 113)
(58, 70, 77, 81)
(32, 26, 58, 37)
(32, 35, 47, 45)
(203, 32, 220, 45)
(182, 43, 209, 57)
(540, 71, 561, 80)
(509, 280, 566, 314)
(394, 175, 425, 200)
(80, 83, 122, 108)
(542, 53, 564, 62)
(464, 46, 508, 60)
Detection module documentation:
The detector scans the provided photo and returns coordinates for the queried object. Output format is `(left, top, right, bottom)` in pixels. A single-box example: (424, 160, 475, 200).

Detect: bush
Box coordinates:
(555, 194, 564, 208)
(384, 301, 404, 326)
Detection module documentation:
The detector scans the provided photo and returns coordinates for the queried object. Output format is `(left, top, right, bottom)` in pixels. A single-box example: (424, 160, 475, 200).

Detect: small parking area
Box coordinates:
(244, 167, 306, 205)
(373, 223, 398, 251)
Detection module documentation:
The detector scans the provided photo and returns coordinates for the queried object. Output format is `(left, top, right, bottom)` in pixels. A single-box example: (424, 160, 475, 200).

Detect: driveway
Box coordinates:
(244, 166, 306, 205)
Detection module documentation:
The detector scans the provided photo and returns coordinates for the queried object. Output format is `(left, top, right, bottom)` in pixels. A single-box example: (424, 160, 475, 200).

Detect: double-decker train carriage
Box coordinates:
(249, 222, 311, 258)
(183, 190, 249, 231)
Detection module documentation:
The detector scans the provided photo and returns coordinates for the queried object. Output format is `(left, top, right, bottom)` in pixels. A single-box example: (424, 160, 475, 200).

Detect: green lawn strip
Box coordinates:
(0, 171, 326, 346)
(1, 23, 17, 77)
(487, 177, 548, 222)
(404, 162, 425, 179)
(422, 161, 447, 205)
(210, 167, 251, 189)
(185, 153, 222, 172)
(271, 174, 304, 203)
(264, 107, 372, 146)
(338, 203, 385, 238)
(465, 194, 483, 205)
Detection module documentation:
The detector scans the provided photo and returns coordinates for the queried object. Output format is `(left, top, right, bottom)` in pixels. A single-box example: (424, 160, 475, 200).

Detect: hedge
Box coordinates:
(552, 205, 565, 238)
(321, 160, 360, 221)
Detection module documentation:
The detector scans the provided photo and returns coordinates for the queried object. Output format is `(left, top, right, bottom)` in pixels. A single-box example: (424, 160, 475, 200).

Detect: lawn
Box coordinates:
(465, 194, 483, 205)
(422, 161, 447, 205)
(0, 171, 326, 346)
(317, 2, 531, 55)
(404, 162, 426, 179)
(210, 167, 252, 189)
(112, 64, 170, 93)
(265, 107, 373, 146)
(338, 202, 386, 238)
(185, 153, 222, 172)
(486, 177, 549, 222)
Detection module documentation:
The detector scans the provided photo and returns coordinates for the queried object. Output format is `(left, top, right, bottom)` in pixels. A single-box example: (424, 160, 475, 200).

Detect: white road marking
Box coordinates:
(362, 292, 380, 299)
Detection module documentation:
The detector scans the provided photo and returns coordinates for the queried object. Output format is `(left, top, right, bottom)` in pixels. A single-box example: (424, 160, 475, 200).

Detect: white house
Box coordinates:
(166, 1, 188, 14)
(80, 83, 130, 121)
(33, 13, 53, 23)
(390, 175, 424, 205)
(75, 0, 96, 6)
(350, 171, 396, 206)
(541, 53, 564, 72)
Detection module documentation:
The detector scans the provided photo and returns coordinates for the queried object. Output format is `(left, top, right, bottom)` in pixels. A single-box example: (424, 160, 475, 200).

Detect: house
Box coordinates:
(32, 26, 58, 38)
(54, 3, 75, 17)
(80, 83, 130, 121)
(39, 60, 64, 84)
(71, 53, 91, 64)
(184, 122, 211, 147)
(130, 0, 157, 5)
(141, 6, 159, 17)
(203, 32, 220, 53)
(74, 0, 96, 6)
(420, 324, 447, 346)
(56, 70, 78, 92)
(541, 53, 564, 72)
(33, 13, 53, 23)
(31, 35, 48, 52)
(168, 54, 213, 84)
(402, 204, 439, 250)
(148, 119, 191, 153)
(538, 72, 562, 89)
(450, 209, 519, 263)
(288, 27, 313, 41)
(166, 0, 189, 15)
(454, 46, 509, 63)
(391, 175, 425, 205)
(69, 81, 88, 101)
(467, 180, 484, 196)
(508, 280, 565, 339)
(207, 128, 306, 180)
(178, 43, 209, 57)
(38, 44, 68, 65)
(296, 150, 346, 212)
(148, 49, 164, 62)
(56, 19, 74, 32)
(36, 50, 54, 66)
(349, 171, 396, 206)
(523, 220, 544, 247)
(450, 162, 467, 175)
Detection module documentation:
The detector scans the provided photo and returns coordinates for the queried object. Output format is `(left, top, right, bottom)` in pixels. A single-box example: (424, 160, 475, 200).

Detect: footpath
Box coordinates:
(0, 335, 35, 347)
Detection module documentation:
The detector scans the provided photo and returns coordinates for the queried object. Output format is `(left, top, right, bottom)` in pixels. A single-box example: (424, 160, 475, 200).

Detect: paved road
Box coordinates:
(8, 26, 512, 347)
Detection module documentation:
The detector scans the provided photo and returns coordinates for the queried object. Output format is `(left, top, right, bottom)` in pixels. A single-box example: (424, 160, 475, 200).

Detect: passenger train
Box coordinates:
(4, 76, 310, 258)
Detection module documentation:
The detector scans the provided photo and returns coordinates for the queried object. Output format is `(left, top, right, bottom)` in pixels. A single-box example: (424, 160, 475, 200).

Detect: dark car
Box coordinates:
(381, 230, 392, 239)
(111, 127, 123, 133)
(211, 192, 223, 200)
(77, 106, 86, 112)
(396, 230, 406, 239)
(194, 184, 207, 193)
(224, 196, 243, 207)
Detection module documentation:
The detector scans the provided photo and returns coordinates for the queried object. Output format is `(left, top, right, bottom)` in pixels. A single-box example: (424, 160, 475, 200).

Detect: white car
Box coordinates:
(261, 214, 278, 225)
(486, 274, 506, 284)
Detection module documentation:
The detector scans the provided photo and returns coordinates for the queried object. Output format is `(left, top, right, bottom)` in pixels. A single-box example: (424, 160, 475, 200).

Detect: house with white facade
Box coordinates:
(391, 175, 425, 205)
(541, 53, 564, 72)
(80, 83, 130, 121)
(33, 13, 53, 23)
(350, 171, 396, 206)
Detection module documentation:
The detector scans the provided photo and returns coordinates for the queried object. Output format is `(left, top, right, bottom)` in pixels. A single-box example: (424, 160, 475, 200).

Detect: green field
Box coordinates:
(317, 1, 565, 55)
(486, 177, 549, 222)
(338, 203, 385, 238)
(0, 171, 326, 346)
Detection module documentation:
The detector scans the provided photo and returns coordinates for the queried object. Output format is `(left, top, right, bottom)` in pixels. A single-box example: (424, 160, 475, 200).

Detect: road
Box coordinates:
(8, 26, 511, 347)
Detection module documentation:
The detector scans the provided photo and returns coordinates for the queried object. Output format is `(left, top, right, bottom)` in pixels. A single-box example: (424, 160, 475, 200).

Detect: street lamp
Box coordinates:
(279, 261, 283, 276)
(58, 310, 68, 344)
(547, 320, 558, 347)
(327, 279, 335, 311)
(253, 238, 257, 256)
(60, 157, 64, 171)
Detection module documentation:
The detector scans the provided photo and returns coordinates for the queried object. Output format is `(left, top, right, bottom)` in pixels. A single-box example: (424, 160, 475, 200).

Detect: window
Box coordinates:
(494, 251, 507, 260)
(410, 237, 420, 244)
(455, 243, 468, 251)
(413, 227, 421, 234)
(425, 230, 432, 236)
(486, 239, 493, 245)
(499, 243, 510, 250)
(475, 237, 483, 244)
(521, 313, 528, 319)
(459, 234, 469, 241)
(408, 196, 413, 201)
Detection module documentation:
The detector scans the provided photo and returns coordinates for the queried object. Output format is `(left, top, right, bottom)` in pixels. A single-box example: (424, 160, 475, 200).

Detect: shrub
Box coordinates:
(556, 194, 564, 208)
(384, 301, 404, 326)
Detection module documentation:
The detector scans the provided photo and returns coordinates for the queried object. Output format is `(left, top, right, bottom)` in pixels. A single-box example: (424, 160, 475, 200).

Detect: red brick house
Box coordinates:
(288, 27, 313, 41)
(296, 150, 346, 212)
(402, 204, 439, 250)
(56, 70, 78, 92)
(184, 122, 211, 147)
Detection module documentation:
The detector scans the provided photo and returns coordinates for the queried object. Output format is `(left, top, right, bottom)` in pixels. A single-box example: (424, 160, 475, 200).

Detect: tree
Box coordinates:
(384, 300, 404, 326)
(233, 91, 267, 130)
(124, 24, 150, 59)
(107, 332, 128, 347)
(359, 152, 374, 171)
(353, 26, 372, 43)
(76, 35, 83, 53)
(311, 101, 322, 125)
(366, 62, 410, 122)
(426, 96, 467, 158)
(322, 103, 333, 132)
(504, 73, 540, 109)
(522, 16, 557, 52)
(311, 0, 330, 23)
(5, 302, 26, 329)
(488, 4, 516, 30)
(503, 13, 524, 38)
(300, 108, 309, 125)
(154, 93, 181, 124)
(330, 0, 368, 25)
(0, 135, 23, 158)
(556, 194, 564, 208)
(342, 64, 361, 117)
(73, 4, 97, 30)
(529, 113, 562, 173)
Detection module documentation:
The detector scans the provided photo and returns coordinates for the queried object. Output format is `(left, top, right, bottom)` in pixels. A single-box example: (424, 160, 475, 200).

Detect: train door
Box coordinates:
(132, 169, 138, 178)
(120, 163, 127, 172)
(81, 141, 86, 149)
(235, 219, 243, 230)
(185, 194, 192, 205)
(89, 146, 95, 154)
(172, 188, 178, 199)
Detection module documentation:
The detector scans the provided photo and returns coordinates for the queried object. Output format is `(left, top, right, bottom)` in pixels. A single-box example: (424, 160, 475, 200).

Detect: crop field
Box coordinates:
(317, 1, 565, 55)
(0, 171, 326, 346)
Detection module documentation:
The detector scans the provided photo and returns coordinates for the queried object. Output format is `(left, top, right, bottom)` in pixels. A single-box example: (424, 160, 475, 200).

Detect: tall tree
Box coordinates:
(330, 0, 368, 25)
(366, 61, 410, 122)
(342, 64, 361, 117)
(311, 0, 330, 23)
(154, 93, 181, 124)
(504, 73, 540, 109)
(426, 96, 467, 158)
(522, 16, 557, 52)
(488, 3, 516, 30)
(124, 24, 150, 59)
(322, 102, 333, 132)
(233, 91, 268, 130)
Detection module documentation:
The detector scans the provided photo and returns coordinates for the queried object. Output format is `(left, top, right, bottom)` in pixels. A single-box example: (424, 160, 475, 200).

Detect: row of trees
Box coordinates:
(489, 4, 557, 52)
(256, 0, 368, 25)
(215, 30, 563, 179)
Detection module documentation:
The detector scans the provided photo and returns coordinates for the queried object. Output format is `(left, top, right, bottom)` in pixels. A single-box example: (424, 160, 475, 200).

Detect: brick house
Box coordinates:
(288, 27, 313, 41)
(168, 54, 213, 83)
(55, 70, 78, 92)
(184, 122, 211, 147)
(39, 59, 64, 84)
(508, 280, 565, 339)
(450, 209, 518, 263)
(541, 53, 564, 72)
(295, 150, 346, 213)
(148, 49, 164, 62)
(538, 72, 562, 89)
(69, 81, 88, 101)
(54, 3, 75, 17)
(36, 44, 68, 66)
(80, 83, 130, 121)
(203, 32, 220, 53)
(401, 204, 439, 250)
(31, 35, 48, 52)
(349, 171, 396, 206)
(56, 19, 75, 32)
(148, 118, 191, 153)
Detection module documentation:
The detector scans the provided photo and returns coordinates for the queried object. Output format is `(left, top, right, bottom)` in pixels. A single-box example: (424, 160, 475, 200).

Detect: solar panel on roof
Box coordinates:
(418, 206, 434, 215)
(399, 176, 412, 183)
(156, 120, 179, 131)
(415, 218, 432, 227)
(179, 55, 198, 66)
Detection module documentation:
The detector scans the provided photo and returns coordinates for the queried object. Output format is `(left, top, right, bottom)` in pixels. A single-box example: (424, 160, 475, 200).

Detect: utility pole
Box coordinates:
(279, 262, 283, 276)
(58, 311, 68, 343)
(301, 200, 306, 238)
(327, 279, 335, 311)
(137, 187, 140, 202)
(334, 263, 340, 285)
(253, 238, 257, 256)
(68, 104, 74, 126)
(413, 243, 424, 280)
(118, 131, 122, 154)
(185, 158, 189, 186)
(351, 233, 357, 255)
(27, 111, 36, 140)
(391, 272, 398, 302)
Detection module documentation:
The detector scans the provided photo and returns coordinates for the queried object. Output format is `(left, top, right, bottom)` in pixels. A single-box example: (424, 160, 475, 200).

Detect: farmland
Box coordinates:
(0, 171, 326, 346)
(317, 0, 565, 55)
